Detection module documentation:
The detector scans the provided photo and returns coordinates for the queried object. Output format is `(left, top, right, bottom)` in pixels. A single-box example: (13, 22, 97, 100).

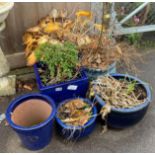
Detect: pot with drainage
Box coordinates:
(6, 93, 56, 150)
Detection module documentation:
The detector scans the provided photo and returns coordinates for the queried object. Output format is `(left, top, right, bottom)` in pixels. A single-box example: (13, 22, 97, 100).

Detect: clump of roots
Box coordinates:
(57, 99, 93, 126)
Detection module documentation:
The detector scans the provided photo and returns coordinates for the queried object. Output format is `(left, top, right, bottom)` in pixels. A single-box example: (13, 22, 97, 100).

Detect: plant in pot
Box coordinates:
(23, 8, 142, 82)
(33, 42, 89, 104)
(55, 97, 97, 140)
(90, 74, 152, 129)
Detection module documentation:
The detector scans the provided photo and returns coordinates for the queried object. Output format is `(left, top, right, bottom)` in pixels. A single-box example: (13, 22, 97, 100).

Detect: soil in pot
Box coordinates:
(92, 76, 147, 109)
(57, 99, 93, 126)
(11, 99, 52, 127)
(37, 62, 81, 87)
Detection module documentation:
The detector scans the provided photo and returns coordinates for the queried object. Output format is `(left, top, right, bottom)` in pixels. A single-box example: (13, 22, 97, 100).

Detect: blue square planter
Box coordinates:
(34, 64, 89, 105)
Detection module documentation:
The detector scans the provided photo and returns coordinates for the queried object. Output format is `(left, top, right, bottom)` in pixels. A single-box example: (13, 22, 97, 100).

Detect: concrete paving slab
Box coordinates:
(0, 50, 155, 153)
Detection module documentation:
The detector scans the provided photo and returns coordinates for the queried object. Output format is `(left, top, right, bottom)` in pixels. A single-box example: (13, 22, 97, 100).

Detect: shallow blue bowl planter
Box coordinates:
(6, 93, 56, 150)
(34, 64, 89, 105)
(84, 62, 116, 80)
(94, 73, 152, 129)
(55, 98, 97, 140)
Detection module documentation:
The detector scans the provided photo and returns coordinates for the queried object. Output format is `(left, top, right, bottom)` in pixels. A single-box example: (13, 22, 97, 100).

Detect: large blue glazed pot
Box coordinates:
(34, 63, 89, 105)
(6, 93, 56, 150)
(55, 98, 97, 140)
(94, 73, 152, 129)
(84, 62, 116, 80)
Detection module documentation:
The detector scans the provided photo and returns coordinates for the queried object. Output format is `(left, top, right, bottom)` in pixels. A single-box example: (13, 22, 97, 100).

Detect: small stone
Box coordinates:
(0, 75, 16, 96)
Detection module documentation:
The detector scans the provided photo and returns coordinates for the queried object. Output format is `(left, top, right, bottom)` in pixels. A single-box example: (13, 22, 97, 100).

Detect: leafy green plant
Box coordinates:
(125, 33, 155, 49)
(126, 80, 137, 94)
(35, 42, 79, 85)
(126, 33, 142, 45)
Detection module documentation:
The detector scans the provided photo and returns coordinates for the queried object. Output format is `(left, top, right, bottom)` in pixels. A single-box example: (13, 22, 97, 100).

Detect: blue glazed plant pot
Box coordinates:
(55, 98, 97, 140)
(84, 62, 117, 80)
(34, 64, 89, 105)
(6, 93, 56, 150)
(94, 74, 152, 129)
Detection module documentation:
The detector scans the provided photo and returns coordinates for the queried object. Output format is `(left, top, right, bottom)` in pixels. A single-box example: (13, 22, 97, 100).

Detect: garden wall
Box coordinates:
(1, 2, 103, 69)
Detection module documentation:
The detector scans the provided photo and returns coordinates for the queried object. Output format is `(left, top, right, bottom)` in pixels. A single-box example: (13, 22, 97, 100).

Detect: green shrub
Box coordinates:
(35, 42, 79, 85)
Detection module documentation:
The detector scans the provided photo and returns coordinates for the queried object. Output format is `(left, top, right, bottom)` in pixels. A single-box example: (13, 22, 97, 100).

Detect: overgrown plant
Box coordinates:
(23, 7, 142, 74)
(89, 75, 148, 133)
(91, 76, 147, 109)
(58, 99, 92, 126)
(35, 42, 79, 85)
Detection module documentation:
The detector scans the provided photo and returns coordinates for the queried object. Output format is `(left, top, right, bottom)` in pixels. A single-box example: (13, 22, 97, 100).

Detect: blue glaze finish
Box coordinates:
(34, 64, 89, 105)
(94, 74, 152, 128)
(84, 62, 117, 80)
(6, 93, 56, 150)
(55, 98, 97, 140)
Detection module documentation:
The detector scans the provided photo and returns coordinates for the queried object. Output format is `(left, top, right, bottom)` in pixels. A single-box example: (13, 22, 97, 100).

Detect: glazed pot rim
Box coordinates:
(6, 93, 56, 131)
(55, 97, 97, 130)
(83, 62, 116, 72)
(34, 63, 88, 90)
(94, 73, 152, 113)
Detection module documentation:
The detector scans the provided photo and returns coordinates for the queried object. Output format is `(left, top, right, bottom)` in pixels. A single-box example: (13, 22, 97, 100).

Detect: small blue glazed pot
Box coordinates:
(6, 93, 56, 150)
(84, 62, 117, 80)
(94, 73, 152, 129)
(55, 98, 97, 140)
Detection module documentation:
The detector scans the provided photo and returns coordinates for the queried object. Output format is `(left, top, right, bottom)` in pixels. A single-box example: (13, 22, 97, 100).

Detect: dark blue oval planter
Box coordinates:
(6, 93, 56, 150)
(55, 98, 97, 140)
(34, 63, 89, 105)
(94, 73, 152, 129)
(84, 62, 116, 80)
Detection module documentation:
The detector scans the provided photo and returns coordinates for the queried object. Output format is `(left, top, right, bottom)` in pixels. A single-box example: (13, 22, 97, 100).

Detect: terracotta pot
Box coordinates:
(11, 99, 52, 127)
(6, 93, 56, 150)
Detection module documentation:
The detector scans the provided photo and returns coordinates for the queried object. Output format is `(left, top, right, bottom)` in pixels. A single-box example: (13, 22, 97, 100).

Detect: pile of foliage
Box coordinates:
(57, 99, 92, 126)
(92, 76, 147, 109)
(35, 42, 79, 86)
(23, 8, 141, 72)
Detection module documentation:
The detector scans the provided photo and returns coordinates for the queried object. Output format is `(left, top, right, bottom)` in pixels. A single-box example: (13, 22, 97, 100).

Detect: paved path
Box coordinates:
(0, 50, 155, 153)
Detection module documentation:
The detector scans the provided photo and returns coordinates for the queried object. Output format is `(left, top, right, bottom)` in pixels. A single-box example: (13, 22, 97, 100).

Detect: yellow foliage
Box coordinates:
(37, 36, 49, 45)
(23, 33, 34, 45)
(94, 24, 106, 32)
(39, 16, 52, 28)
(43, 22, 60, 33)
(27, 52, 37, 66)
(76, 10, 92, 19)
(27, 26, 40, 33)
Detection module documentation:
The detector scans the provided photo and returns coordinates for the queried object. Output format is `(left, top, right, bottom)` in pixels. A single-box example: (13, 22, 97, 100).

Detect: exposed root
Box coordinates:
(92, 76, 147, 109)
(58, 99, 92, 126)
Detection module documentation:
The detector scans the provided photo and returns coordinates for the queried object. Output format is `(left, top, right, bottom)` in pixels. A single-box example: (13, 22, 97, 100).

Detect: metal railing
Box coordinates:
(110, 2, 155, 36)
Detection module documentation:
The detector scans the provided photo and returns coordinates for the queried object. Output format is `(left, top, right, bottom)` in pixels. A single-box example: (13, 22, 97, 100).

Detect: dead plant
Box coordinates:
(23, 7, 143, 74)
(57, 99, 93, 126)
(92, 76, 147, 109)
